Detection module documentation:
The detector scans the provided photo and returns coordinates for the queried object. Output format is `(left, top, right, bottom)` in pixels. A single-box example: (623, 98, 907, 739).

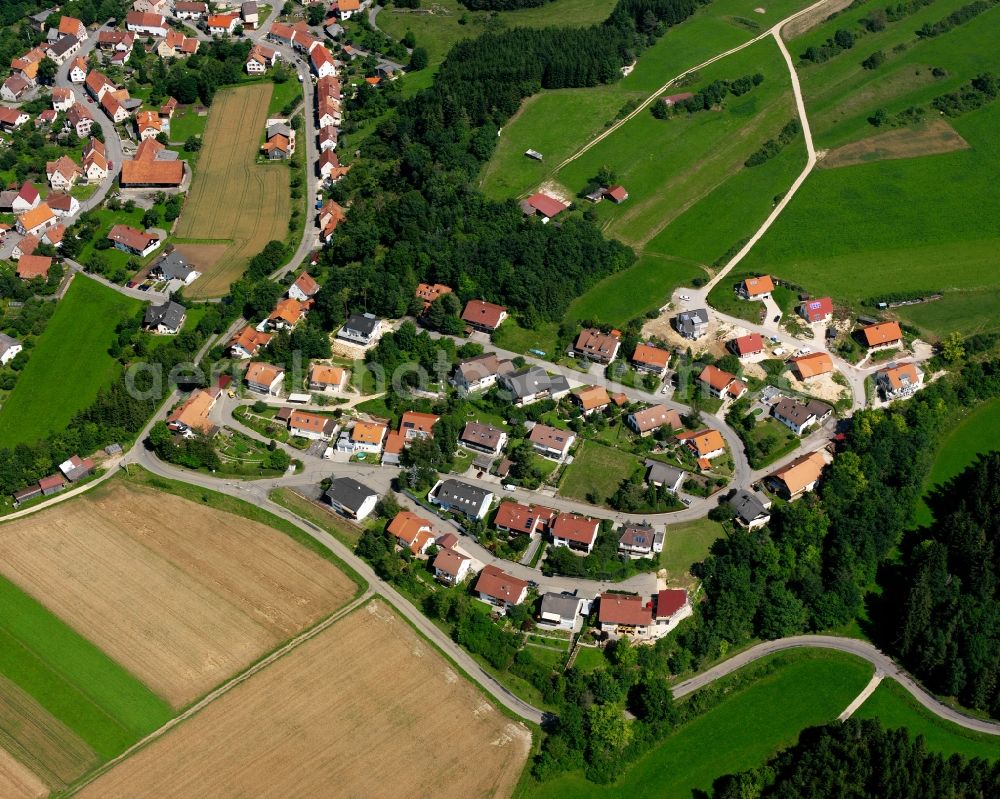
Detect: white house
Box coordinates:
(474, 565, 528, 614)
(288, 410, 338, 441)
(207, 13, 239, 35)
(550, 513, 599, 554)
(51, 87, 75, 111)
(126, 11, 169, 37)
(325, 477, 378, 521)
(337, 313, 381, 347)
(772, 397, 832, 436)
(433, 547, 473, 586)
(429, 479, 493, 520)
(69, 57, 88, 83)
(0, 333, 23, 366)
(244, 361, 284, 395)
(539, 592, 587, 632)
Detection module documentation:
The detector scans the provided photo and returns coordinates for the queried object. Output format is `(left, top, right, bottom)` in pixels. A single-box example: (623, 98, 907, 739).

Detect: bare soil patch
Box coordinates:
(77, 601, 531, 799)
(642, 307, 742, 359)
(171, 242, 228, 274)
(782, 0, 856, 40)
(0, 482, 354, 709)
(0, 675, 96, 793)
(818, 120, 969, 169)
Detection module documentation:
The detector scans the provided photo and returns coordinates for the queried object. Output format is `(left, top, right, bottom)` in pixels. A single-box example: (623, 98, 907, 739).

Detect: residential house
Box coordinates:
(730, 332, 764, 359)
(799, 297, 833, 323)
(69, 56, 88, 83)
(46, 34, 80, 65)
(35, 109, 57, 128)
(388, 511, 436, 555)
(429, 479, 494, 520)
(632, 343, 670, 375)
(97, 30, 136, 53)
(474, 565, 528, 613)
(82, 137, 108, 183)
(539, 592, 587, 632)
(433, 547, 472, 586)
(461, 300, 508, 333)
(310, 44, 336, 78)
(291, 29, 320, 54)
(528, 423, 575, 460)
(0, 333, 23, 365)
(126, 11, 169, 36)
(550, 513, 599, 554)
(100, 90, 131, 124)
(520, 192, 567, 221)
(6, 182, 39, 213)
(494, 501, 556, 536)
(337, 313, 381, 347)
(698, 364, 746, 400)
(42, 223, 65, 247)
(246, 43, 277, 73)
(133, 0, 169, 12)
(876, 362, 923, 400)
(157, 29, 198, 58)
(673, 308, 710, 340)
(627, 405, 682, 436)
(143, 300, 186, 334)
(57, 16, 87, 41)
(16, 203, 56, 236)
(772, 397, 832, 435)
(121, 138, 185, 188)
(149, 249, 200, 284)
(415, 282, 451, 311)
(318, 125, 339, 151)
(308, 363, 346, 392)
(46, 156, 82, 191)
(598, 593, 652, 640)
(85, 70, 112, 101)
(173, 2, 209, 19)
(266, 297, 309, 331)
(400, 410, 439, 441)
(381, 430, 404, 465)
(499, 366, 570, 407)
(791, 352, 833, 380)
(332, 0, 362, 19)
(767, 450, 826, 500)
(207, 13, 239, 34)
(342, 420, 387, 454)
(288, 410, 337, 441)
(459, 422, 507, 455)
(618, 523, 663, 558)
(324, 477, 378, 521)
(644, 460, 685, 492)
(241, 1, 259, 28)
(318, 198, 345, 241)
(245, 361, 285, 395)
(572, 327, 621, 364)
(229, 325, 272, 359)
(108, 224, 160, 256)
(51, 87, 74, 111)
(58, 454, 94, 482)
(12, 238, 41, 263)
(262, 120, 294, 159)
(861, 321, 903, 351)
(266, 21, 296, 47)
(452, 353, 514, 393)
(572, 385, 611, 415)
(729, 489, 772, 530)
(167, 388, 219, 436)
(676, 428, 726, 462)
(653, 589, 691, 634)
(65, 103, 94, 137)
(11, 46, 46, 82)
(1, 75, 31, 102)
(0, 108, 30, 132)
(288, 271, 319, 302)
(738, 275, 774, 300)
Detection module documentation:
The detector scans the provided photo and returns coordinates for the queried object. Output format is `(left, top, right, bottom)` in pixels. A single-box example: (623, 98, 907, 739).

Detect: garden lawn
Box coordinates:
(660, 517, 724, 587)
(571, 646, 607, 673)
(559, 440, 639, 505)
(853, 679, 1000, 762)
(74, 205, 150, 278)
(266, 77, 302, 116)
(0, 575, 171, 760)
(491, 320, 561, 358)
(0, 276, 140, 448)
(518, 650, 873, 799)
(167, 105, 208, 143)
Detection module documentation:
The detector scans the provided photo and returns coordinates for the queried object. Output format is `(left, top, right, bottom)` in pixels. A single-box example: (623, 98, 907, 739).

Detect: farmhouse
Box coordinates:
(494, 501, 556, 536)
(627, 404, 682, 436)
(461, 299, 508, 333)
(729, 490, 772, 530)
(598, 593, 652, 640)
(644, 460, 685, 492)
(459, 421, 507, 455)
(167, 388, 219, 436)
(876, 362, 923, 400)
(550, 513, 599, 554)
(157, 29, 199, 58)
(262, 119, 295, 159)
(1, 182, 39, 213)
(429, 479, 493, 520)
(241, 1, 259, 27)
(108, 224, 161, 256)
(337, 313, 381, 346)
(618, 523, 663, 558)
(143, 300, 186, 334)
(173, 2, 208, 19)
(698, 364, 746, 400)
(632, 343, 670, 375)
(126, 11, 169, 36)
(772, 397, 832, 435)
(738, 275, 774, 300)
(16, 203, 57, 236)
(452, 353, 514, 393)
(245, 362, 285, 396)
(528, 423, 575, 460)
(791, 352, 833, 380)
(12, 238, 42, 264)
(475, 565, 529, 614)
(331, 0, 362, 19)
(730, 332, 764, 359)
(539, 592, 587, 632)
(767, 450, 827, 500)
(46, 34, 81, 65)
(65, 103, 94, 137)
(572, 327, 621, 364)
(433, 547, 472, 585)
(229, 325, 273, 359)
(97, 30, 136, 53)
(121, 138, 185, 188)
(308, 364, 346, 392)
(58, 15, 87, 40)
(325, 477, 378, 520)
(500, 366, 570, 407)
(246, 43, 278, 73)
(415, 282, 452, 311)
(676, 428, 726, 461)
(0, 333, 23, 365)
(674, 308, 709, 340)
(58, 454, 94, 482)
(388, 511, 436, 555)
(799, 297, 833, 322)
(150, 250, 200, 284)
(861, 321, 903, 351)
(10, 46, 46, 82)
(572, 385, 611, 415)
(520, 192, 567, 221)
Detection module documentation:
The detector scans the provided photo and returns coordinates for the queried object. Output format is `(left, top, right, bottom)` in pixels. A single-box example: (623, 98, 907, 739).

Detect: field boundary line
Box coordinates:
(61, 589, 374, 797)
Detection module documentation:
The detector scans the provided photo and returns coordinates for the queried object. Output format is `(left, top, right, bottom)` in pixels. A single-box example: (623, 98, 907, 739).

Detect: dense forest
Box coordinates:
(710, 719, 1000, 798)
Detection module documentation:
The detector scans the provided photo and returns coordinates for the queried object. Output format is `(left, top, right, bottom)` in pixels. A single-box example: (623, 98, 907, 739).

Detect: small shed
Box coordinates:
(524, 149, 543, 161)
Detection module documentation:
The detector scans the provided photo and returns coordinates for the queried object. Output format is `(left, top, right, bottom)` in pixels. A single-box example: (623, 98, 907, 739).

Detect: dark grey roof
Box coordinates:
(729, 490, 770, 523)
(153, 251, 197, 281)
(48, 34, 79, 57)
(0, 332, 21, 355)
(325, 23, 344, 37)
(266, 122, 292, 140)
(540, 592, 582, 621)
(144, 300, 185, 330)
(342, 313, 379, 337)
(434, 479, 490, 508)
(674, 308, 709, 336)
(774, 397, 814, 427)
(502, 366, 570, 401)
(644, 460, 685, 488)
(461, 421, 504, 449)
(325, 477, 377, 512)
(0, 190, 17, 211)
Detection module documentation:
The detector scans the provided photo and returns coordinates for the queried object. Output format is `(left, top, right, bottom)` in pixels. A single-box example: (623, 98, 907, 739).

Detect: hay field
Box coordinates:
(0, 748, 47, 799)
(78, 601, 532, 799)
(0, 482, 355, 709)
(175, 83, 290, 298)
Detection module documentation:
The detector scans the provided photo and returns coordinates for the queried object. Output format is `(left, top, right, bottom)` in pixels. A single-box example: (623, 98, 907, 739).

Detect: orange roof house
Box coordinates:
(229, 325, 272, 357)
(121, 138, 184, 187)
(399, 410, 439, 439)
(16, 254, 53, 280)
(740, 275, 774, 298)
(267, 297, 309, 328)
(461, 300, 508, 332)
(572, 385, 611, 413)
(415, 282, 452, 310)
(167, 389, 218, 436)
(861, 321, 902, 348)
(351, 420, 388, 446)
(387, 511, 436, 554)
(791, 352, 833, 379)
(676, 429, 726, 459)
(308, 364, 346, 390)
(632, 343, 670, 372)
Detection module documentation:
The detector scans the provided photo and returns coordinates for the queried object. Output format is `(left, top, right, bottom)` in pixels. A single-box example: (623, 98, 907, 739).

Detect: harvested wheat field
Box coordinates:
(820, 119, 969, 169)
(0, 481, 355, 709)
(0, 674, 97, 796)
(175, 82, 291, 299)
(78, 601, 532, 799)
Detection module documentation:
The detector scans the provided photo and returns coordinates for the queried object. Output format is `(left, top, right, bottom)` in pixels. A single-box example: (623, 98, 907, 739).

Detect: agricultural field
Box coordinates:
(520, 650, 873, 799)
(559, 440, 639, 505)
(77, 601, 532, 799)
(0, 479, 355, 709)
(174, 83, 291, 298)
(0, 276, 140, 448)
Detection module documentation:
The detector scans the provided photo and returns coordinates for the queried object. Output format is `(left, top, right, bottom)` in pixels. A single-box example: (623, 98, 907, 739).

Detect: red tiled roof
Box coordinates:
(551, 513, 599, 546)
(598, 593, 651, 626)
(862, 321, 902, 347)
(525, 192, 567, 218)
(742, 275, 774, 296)
(475, 565, 528, 604)
(801, 296, 833, 321)
(655, 589, 688, 619)
(732, 333, 764, 356)
(16, 254, 53, 280)
(632, 343, 670, 369)
(461, 299, 507, 330)
(698, 363, 737, 392)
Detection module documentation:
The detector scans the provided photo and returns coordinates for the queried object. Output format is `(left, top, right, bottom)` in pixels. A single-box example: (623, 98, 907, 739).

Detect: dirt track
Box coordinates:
(76, 601, 531, 799)
(0, 483, 354, 708)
